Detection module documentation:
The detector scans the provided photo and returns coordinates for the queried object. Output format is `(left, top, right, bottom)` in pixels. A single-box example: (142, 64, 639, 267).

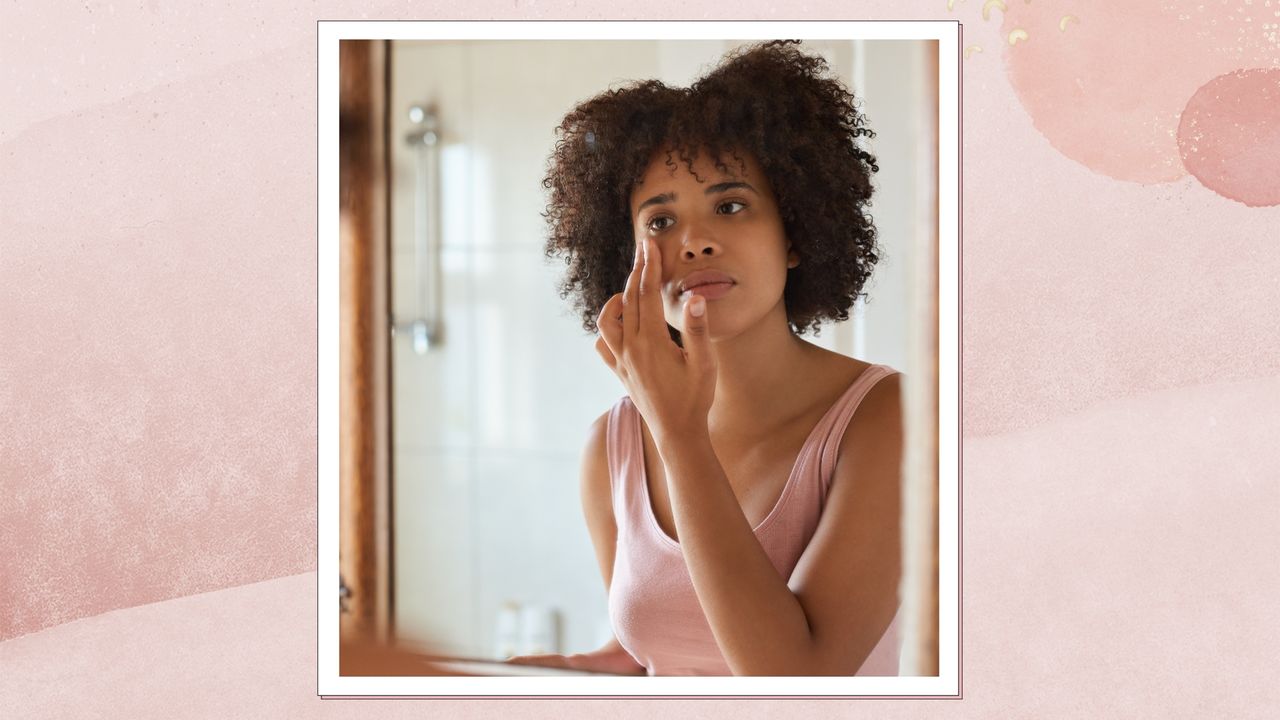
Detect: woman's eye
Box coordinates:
(647, 202, 745, 232)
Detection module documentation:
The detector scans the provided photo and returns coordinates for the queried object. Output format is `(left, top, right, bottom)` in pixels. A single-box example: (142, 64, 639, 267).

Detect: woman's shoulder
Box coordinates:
(834, 358, 904, 458)
(800, 346, 876, 408)
(807, 345, 902, 394)
(795, 347, 902, 450)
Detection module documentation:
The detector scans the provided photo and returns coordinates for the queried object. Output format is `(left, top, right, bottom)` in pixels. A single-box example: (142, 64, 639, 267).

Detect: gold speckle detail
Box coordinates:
(1060, 14, 1080, 31)
(1008, 28, 1029, 44)
(964, 45, 984, 58)
(983, 0, 1008, 20)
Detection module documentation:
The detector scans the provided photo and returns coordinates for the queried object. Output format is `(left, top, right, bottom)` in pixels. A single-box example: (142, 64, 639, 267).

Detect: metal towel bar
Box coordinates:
(391, 104, 444, 353)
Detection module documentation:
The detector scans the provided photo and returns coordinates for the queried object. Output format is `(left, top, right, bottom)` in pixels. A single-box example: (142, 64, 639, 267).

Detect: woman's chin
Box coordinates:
(675, 320, 733, 344)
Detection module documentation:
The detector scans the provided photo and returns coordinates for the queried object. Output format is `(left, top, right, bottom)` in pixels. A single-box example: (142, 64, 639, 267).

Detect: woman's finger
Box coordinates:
(620, 240, 642, 348)
(594, 334, 617, 370)
(681, 293, 716, 376)
(638, 238, 667, 337)
(597, 293, 624, 362)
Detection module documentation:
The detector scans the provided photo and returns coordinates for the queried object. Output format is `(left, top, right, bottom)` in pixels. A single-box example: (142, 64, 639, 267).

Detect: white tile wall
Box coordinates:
(472, 247, 624, 454)
(389, 39, 652, 658)
(858, 40, 922, 373)
(391, 247, 474, 450)
(390, 42, 471, 256)
(463, 41, 661, 250)
(472, 451, 608, 656)
(391, 449, 476, 656)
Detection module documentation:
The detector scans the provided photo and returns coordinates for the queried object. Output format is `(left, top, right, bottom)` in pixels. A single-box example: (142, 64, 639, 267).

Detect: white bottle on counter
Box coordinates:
(518, 605, 559, 656)
(494, 601, 521, 659)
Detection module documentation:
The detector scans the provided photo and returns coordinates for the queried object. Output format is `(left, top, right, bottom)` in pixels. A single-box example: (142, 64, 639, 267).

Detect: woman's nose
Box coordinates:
(678, 226, 722, 261)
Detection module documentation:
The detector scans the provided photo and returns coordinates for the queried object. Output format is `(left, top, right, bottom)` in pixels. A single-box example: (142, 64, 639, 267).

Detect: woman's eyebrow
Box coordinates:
(635, 182, 759, 213)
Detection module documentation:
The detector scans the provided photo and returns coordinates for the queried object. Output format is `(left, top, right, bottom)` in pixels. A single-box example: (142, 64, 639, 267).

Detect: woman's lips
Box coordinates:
(677, 269, 736, 301)
(680, 282, 734, 301)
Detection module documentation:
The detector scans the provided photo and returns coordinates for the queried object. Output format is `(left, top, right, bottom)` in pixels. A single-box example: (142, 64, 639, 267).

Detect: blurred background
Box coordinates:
(339, 37, 936, 666)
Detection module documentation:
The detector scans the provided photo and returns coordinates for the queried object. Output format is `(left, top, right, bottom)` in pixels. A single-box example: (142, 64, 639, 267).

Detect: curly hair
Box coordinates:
(541, 39, 880, 337)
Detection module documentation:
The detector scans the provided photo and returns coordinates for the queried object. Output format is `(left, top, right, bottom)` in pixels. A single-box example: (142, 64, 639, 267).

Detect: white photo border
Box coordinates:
(318, 19, 960, 698)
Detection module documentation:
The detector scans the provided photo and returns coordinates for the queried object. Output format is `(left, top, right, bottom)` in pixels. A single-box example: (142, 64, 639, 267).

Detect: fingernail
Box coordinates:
(690, 295, 706, 317)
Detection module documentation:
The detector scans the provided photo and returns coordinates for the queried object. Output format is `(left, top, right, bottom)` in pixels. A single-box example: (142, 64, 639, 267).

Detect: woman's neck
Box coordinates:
(705, 302, 824, 435)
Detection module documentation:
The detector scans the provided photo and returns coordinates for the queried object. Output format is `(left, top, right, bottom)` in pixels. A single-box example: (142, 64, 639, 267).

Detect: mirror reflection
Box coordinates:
(383, 38, 935, 676)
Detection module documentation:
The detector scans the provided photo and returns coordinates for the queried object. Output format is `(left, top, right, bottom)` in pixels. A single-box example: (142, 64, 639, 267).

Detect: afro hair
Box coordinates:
(542, 39, 880, 337)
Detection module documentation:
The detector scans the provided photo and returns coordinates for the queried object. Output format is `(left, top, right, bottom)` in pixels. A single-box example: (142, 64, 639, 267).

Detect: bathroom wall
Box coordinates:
(386, 38, 930, 658)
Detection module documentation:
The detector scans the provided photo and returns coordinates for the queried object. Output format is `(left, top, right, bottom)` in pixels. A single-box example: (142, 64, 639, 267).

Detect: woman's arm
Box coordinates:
(508, 412, 647, 676)
(595, 238, 902, 675)
(655, 372, 904, 676)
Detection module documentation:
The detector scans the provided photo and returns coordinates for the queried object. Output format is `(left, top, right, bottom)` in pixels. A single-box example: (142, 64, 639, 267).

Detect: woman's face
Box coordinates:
(628, 147, 799, 340)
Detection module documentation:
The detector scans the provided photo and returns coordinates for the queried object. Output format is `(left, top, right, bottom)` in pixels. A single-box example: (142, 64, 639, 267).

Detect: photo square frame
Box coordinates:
(319, 19, 960, 699)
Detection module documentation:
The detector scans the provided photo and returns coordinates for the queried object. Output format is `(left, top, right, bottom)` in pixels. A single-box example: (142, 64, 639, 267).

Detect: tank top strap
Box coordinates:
(606, 396, 646, 522)
(812, 364, 901, 506)
(606, 396, 634, 485)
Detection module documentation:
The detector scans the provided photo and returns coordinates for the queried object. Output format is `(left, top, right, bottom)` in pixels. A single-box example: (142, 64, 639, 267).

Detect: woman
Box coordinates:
(512, 40, 902, 676)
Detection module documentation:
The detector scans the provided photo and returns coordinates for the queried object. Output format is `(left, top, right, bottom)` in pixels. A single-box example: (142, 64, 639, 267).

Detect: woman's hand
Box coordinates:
(506, 649, 647, 675)
(595, 238, 718, 444)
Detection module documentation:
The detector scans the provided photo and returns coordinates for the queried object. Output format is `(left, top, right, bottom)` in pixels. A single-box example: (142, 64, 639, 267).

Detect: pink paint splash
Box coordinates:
(999, 0, 1279, 184)
(1178, 68, 1280, 208)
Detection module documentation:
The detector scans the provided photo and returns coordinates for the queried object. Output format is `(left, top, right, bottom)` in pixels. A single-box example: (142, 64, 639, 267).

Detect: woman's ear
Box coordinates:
(786, 244, 800, 269)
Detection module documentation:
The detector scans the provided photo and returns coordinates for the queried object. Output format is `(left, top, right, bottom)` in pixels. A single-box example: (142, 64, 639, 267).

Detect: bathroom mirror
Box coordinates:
(380, 37, 940, 669)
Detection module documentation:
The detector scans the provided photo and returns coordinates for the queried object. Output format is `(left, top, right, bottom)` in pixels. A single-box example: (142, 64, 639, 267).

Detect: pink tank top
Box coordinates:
(605, 363, 903, 676)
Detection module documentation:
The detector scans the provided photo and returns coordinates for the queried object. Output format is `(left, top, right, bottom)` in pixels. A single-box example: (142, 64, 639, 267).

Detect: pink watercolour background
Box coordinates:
(2, 2, 1278, 718)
